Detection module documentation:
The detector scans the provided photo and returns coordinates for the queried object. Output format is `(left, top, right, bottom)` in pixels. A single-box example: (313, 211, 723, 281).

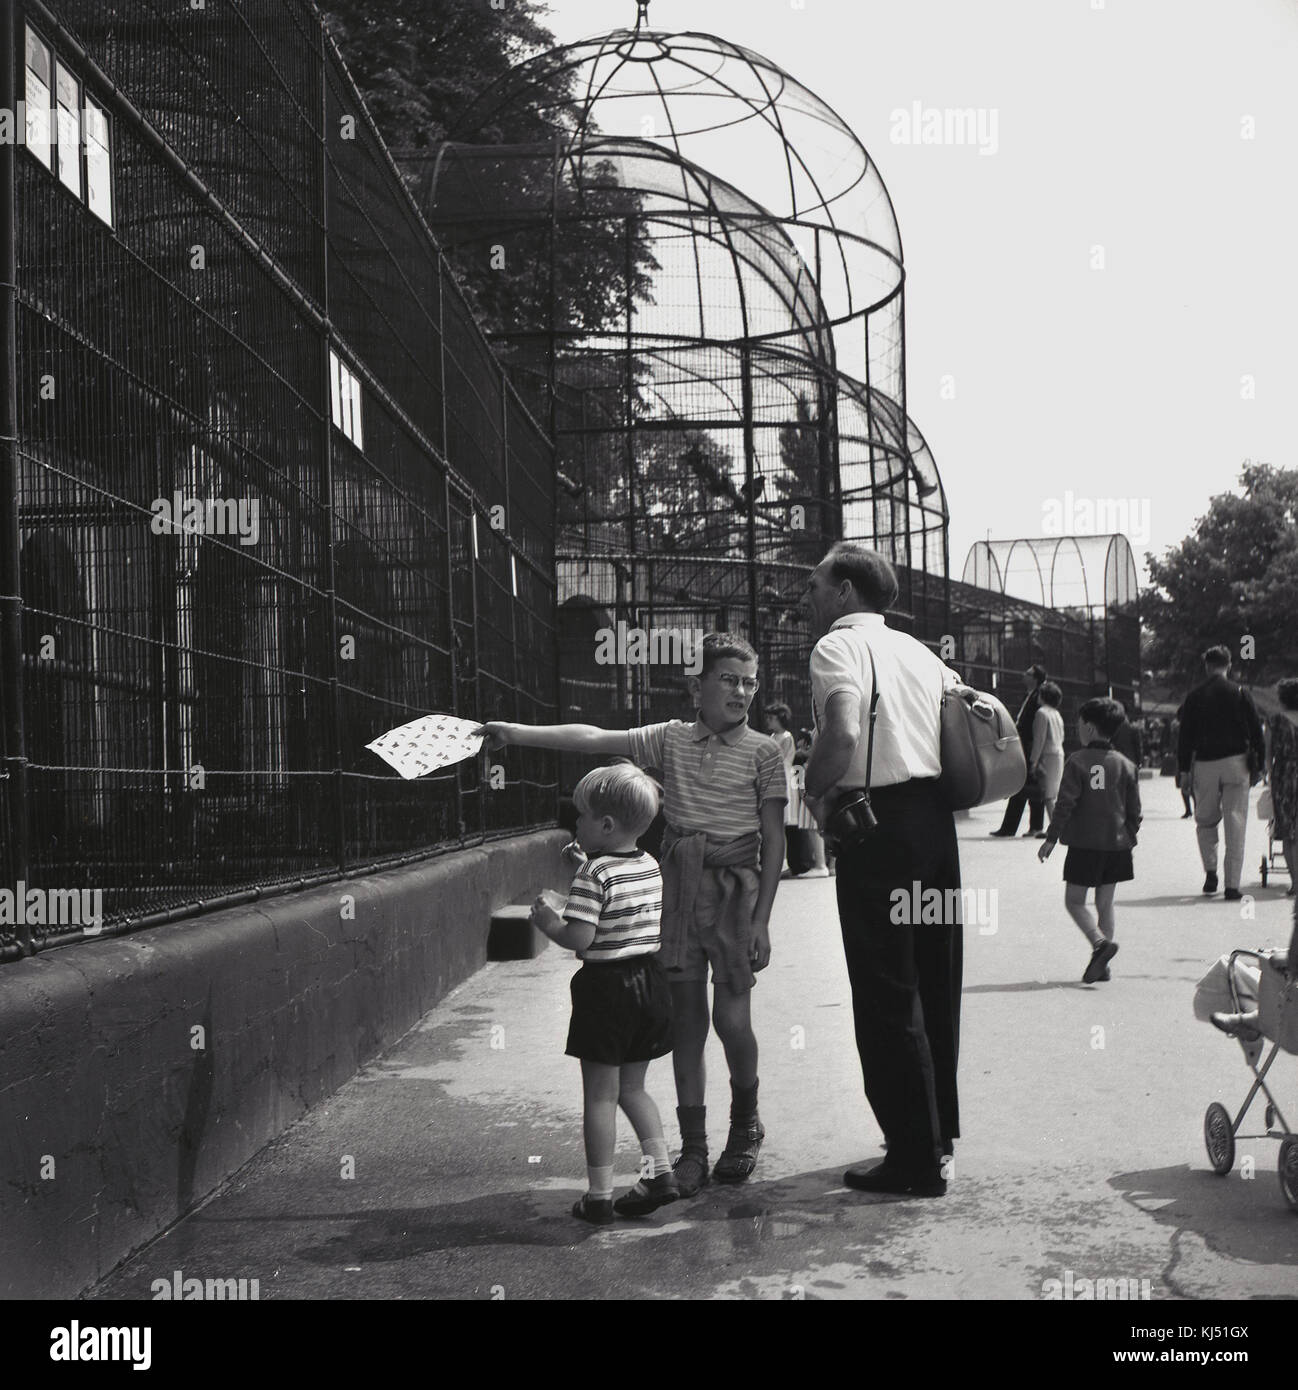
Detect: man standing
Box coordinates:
(990, 665, 1048, 837)
(1111, 709, 1143, 768)
(802, 544, 963, 1197)
(1177, 645, 1266, 900)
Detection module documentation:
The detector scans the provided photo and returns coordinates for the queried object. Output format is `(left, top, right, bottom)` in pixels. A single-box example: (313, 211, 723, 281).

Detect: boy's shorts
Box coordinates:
(565, 955, 673, 1065)
(669, 865, 760, 992)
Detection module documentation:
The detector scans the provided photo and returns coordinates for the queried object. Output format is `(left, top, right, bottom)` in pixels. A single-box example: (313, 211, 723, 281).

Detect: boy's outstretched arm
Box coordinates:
(478, 721, 632, 756)
(751, 797, 786, 972)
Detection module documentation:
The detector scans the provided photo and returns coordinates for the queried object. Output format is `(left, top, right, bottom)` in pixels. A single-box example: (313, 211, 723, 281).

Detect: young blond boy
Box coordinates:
(530, 763, 677, 1222)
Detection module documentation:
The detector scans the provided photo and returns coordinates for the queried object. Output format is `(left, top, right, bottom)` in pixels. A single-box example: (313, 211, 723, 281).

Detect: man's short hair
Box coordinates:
(699, 632, 757, 676)
(763, 701, 792, 728)
(822, 543, 899, 612)
(1203, 645, 1231, 669)
(573, 763, 661, 837)
(1277, 678, 1298, 711)
(1079, 696, 1126, 739)
(1028, 664, 1047, 684)
(1038, 681, 1062, 708)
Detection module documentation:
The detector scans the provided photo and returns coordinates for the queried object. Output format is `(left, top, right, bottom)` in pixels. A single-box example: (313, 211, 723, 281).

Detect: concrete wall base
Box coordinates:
(0, 831, 568, 1298)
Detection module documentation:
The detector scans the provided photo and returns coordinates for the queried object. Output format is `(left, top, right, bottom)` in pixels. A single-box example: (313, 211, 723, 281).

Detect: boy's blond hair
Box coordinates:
(573, 763, 661, 837)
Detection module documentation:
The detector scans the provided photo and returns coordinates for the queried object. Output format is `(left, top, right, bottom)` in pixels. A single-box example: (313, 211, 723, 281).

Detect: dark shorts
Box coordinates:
(565, 954, 674, 1066)
(1063, 848, 1134, 887)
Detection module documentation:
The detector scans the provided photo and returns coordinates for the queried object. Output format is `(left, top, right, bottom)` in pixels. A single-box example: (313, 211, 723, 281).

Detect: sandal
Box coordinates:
(672, 1150, 710, 1198)
(713, 1117, 764, 1183)
(571, 1193, 614, 1225)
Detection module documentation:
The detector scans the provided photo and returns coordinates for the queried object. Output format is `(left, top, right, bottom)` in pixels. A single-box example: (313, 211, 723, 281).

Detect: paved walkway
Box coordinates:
(89, 777, 1298, 1300)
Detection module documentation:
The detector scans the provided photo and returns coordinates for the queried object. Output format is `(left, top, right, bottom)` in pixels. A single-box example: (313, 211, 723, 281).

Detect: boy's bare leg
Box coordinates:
(1064, 884, 1103, 946)
(712, 982, 758, 1089)
(619, 1060, 669, 1176)
(1094, 883, 1117, 941)
(671, 979, 710, 1106)
(580, 1059, 621, 1193)
(616, 1062, 675, 1207)
(712, 982, 764, 1182)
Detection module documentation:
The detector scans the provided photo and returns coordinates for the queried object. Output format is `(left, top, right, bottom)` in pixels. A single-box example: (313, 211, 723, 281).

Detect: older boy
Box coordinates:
(480, 633, 786, 1194)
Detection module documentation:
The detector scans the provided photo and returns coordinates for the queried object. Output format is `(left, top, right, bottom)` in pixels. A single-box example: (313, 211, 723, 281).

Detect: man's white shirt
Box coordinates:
(810, 612, 960, 789)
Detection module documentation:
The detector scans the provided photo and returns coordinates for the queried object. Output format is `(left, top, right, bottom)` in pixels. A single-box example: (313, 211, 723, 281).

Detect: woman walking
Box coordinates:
(1029, 681, 1067, 835)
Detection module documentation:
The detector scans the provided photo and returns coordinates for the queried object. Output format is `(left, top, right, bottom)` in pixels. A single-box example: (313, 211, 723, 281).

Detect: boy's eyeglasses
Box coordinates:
(715, 674, 760, 693)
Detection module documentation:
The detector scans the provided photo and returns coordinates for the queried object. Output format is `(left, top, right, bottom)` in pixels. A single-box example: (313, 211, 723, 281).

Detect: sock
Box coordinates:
(677, 1104, 707, 1159)
(640, 1137, 670, 1180)
(730, 1078, 759, 1124)
(586, 1165, 614, 1200)
(626, 1138, 671, 1195)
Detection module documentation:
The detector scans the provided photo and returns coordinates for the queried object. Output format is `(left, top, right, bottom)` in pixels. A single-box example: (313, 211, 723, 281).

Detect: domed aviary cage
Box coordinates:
(444, 7, 907, 395)
(406, 2, 951, 747)
(957, 535, 1141, 718)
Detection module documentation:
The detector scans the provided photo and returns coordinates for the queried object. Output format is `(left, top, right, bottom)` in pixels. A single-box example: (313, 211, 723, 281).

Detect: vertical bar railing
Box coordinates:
(0, 0, 32, 953)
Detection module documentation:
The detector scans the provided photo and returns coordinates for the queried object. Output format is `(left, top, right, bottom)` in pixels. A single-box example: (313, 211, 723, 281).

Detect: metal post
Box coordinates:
(740, 344, 759, 651)
(0, 0, 32, 953)
(623, 214, 636, 561)
(319, 30, 346, 873)
(437, 256, 464, 840)
(501, 378, 522, 821)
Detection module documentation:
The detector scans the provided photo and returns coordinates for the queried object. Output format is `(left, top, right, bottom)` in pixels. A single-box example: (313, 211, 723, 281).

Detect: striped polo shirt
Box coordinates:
(626, 718, 787, 839)
(563, 850, 663, 961)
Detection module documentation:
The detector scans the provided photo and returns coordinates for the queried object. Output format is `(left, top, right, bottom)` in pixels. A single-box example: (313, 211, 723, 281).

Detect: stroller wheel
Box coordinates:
(1261, 860, 1268, 886)
(1266, 1103, 1277, 1131)
(1279, 1137, 1298, 1213)
(1204, 1102, 1235, 1175)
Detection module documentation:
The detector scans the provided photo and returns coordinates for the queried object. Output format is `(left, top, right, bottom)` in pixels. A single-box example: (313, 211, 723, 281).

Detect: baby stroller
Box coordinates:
(1200, 950, 1298, 1211)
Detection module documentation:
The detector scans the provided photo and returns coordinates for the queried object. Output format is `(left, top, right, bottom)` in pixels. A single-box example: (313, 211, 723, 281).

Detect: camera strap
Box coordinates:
(862, 642, 879, 798)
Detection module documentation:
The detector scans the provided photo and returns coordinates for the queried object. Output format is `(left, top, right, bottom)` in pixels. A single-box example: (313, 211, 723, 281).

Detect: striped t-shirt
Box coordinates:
(626, 718, 787, 840)
(563, 850, 663, 962)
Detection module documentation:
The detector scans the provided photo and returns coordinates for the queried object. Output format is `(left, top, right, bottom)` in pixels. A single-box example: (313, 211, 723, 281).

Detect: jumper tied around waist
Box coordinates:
(658, 826, 762, 978)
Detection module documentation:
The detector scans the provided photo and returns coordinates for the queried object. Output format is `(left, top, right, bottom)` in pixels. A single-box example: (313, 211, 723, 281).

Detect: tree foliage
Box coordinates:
(1144, 462, 1298, 686)
(320, 0, 562, 151)
(321, 0, 655, 341)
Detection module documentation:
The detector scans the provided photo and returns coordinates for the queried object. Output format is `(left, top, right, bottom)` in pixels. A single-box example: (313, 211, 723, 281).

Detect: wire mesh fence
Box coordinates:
(0, 0, 557, 959)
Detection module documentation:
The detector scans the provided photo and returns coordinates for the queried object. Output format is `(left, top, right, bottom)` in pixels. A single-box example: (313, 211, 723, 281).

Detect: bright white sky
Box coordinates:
(541, 0, 1298, 586)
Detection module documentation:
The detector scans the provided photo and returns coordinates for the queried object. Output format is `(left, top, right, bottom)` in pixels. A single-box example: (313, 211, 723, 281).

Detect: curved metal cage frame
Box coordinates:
(962, 534, 1139, 614)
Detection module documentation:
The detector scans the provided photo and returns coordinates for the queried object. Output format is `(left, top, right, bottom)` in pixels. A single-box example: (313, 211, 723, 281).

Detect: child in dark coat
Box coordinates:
(1038, 697, 1143, 983)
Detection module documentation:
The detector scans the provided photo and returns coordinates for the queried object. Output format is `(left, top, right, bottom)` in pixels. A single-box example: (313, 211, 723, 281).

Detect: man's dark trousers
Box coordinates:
(995, 777, 1044, 835)
(834, 778, 963, 1172)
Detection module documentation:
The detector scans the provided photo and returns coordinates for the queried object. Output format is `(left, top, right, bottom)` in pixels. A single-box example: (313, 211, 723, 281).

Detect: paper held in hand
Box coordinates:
(365, 714, 484, 780)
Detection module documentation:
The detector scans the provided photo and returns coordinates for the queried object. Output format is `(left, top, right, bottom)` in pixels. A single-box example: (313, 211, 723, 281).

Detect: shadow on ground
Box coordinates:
(282, 1167, 946, 1269)
(1111, 1163, 1298, 1271)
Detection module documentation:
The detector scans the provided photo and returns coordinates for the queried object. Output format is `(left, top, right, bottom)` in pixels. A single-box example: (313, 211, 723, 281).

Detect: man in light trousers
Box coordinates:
(1177, 645, 1266, 900)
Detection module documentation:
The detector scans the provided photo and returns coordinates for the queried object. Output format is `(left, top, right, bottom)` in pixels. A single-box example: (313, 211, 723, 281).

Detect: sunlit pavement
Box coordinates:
(89, 776, 1298, 1301)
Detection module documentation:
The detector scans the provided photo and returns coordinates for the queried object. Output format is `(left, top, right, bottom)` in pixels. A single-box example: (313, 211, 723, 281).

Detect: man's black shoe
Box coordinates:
(989, 830, 1016, 838)
(1223, 888, 1243, 902)
(843, 1161, 946, 1198)
(1203, 872, 1218, 894)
